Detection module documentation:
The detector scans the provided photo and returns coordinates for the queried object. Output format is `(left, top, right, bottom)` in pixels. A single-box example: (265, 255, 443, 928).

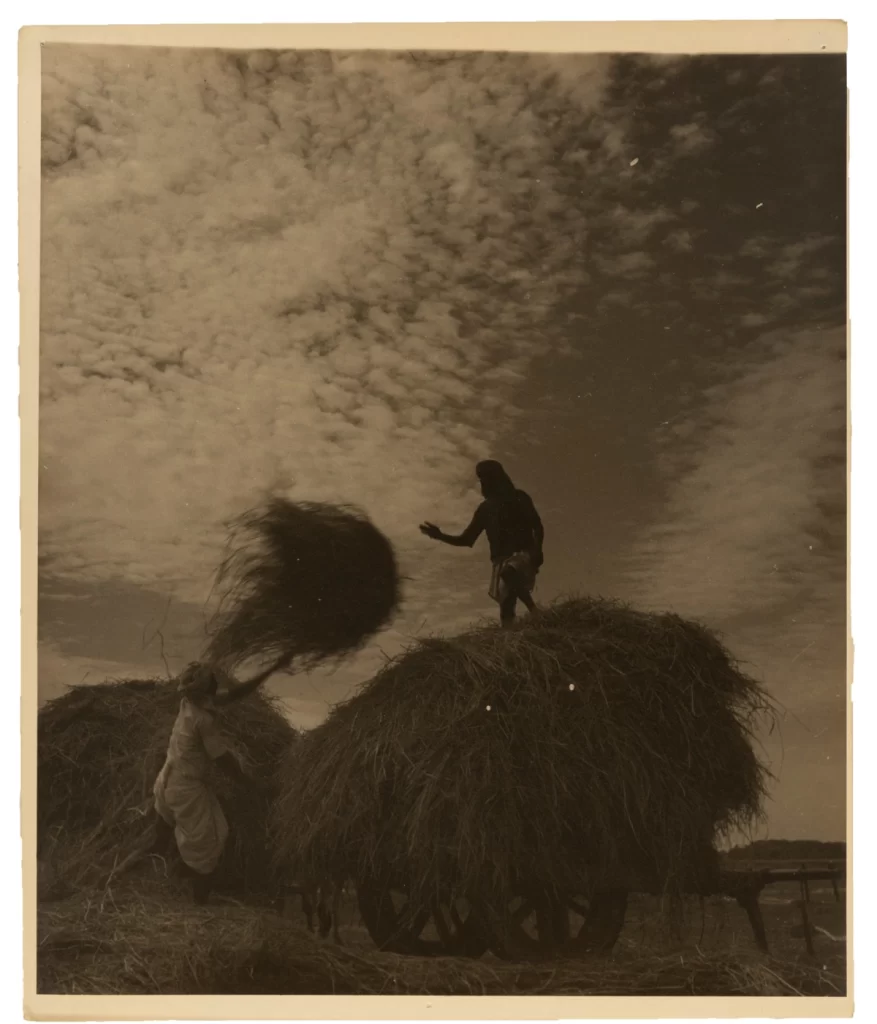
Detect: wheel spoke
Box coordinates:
(534, 903, 553, 945)
(571, 890, 629, 954)
(531, 894, 570, 948)
(432, 900, 454, 948)
(567, 898, 590, 918)
(551, 900, 571, 944)
(510, 899, 535, 927)
(396, 898, 431, 939)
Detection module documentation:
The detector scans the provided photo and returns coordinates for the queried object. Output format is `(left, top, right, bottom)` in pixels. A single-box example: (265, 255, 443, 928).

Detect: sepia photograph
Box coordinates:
(28, 25, 848, 1007)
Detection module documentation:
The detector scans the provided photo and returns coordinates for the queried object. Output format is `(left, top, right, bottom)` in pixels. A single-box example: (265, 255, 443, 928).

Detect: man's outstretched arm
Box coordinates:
(420, 509, 484, 548)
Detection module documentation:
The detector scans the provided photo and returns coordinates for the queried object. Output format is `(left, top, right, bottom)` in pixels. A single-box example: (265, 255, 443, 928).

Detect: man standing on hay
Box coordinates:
(420, 460, 544, 628)
(121, 659, 283, 904)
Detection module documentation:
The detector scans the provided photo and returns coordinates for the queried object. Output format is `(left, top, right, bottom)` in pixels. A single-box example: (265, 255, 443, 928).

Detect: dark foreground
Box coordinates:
(37, 870, 846, 997)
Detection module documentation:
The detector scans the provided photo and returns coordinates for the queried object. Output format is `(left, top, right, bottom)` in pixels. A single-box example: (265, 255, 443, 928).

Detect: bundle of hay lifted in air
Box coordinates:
(273, 597, 775, 940)
(205, 498, 401, 671)
(38, 679, 297, 896)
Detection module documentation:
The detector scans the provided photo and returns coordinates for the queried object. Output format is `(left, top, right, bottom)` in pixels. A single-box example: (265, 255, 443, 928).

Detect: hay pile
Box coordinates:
(206, 498, 401, 671)
(273, 598, 775, 906)
(38, 678, 297, 894)
(36, 879, 840, 996)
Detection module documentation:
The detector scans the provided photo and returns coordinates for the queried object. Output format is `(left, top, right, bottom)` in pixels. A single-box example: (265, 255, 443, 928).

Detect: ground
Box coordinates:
(37, 861, 847, 997)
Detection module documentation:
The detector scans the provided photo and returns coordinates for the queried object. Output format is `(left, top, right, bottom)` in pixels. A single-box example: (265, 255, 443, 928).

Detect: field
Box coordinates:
(34, 613, 846, 999)
(36, 858, 846, 997)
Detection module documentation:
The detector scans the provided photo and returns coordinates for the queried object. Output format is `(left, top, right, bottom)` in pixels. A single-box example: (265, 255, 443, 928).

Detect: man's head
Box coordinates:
(178, 662, 220, 706)
(476, 460, 515, 499)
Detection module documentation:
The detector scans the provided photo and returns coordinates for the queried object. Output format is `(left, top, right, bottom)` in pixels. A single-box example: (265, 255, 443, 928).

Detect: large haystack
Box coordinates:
(272, 598, 774, 933)
(38, 678, 297, 894)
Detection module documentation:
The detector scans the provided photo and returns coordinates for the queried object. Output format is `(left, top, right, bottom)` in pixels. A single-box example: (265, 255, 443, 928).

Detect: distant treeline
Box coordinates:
(724, 839, 846, 862)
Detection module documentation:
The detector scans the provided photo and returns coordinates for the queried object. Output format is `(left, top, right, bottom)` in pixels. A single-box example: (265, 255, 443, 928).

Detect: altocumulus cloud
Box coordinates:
(621, 322, 846, 708)
(40, 46, 627, 623)
(625, 324, 844, 619)
(618, 322, 846, 838)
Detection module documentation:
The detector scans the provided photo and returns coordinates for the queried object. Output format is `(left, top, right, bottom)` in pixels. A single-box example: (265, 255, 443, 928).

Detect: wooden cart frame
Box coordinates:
(353, 861, 846, 960)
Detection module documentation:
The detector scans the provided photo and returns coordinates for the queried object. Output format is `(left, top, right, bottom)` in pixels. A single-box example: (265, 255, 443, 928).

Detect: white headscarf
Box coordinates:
(177, 662, 234, 700)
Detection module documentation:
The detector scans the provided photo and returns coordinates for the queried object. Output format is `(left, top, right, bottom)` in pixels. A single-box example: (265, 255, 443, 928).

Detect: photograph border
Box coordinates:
(20, 19, 851, 1021)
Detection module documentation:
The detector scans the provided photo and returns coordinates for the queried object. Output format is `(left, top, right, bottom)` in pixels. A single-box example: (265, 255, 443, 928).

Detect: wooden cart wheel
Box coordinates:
(480, 888, 628, 960)
(569, 889, 629, 953)
(356, 880, 489, 957)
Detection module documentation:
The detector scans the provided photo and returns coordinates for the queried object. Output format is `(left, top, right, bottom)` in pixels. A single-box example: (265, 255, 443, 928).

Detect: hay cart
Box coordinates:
(352, 861, 846, 960)
(273, 599, 788, 963)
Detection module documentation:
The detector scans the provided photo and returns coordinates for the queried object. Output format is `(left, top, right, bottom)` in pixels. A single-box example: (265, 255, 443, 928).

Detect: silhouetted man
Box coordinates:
(420, 460, 544, 628)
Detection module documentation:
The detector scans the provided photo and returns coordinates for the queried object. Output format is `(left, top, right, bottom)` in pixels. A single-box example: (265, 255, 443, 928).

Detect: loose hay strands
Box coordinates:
(205, 498, 401, 671)
(273, 597, 777, 906)
(38, 679, 298, 895)
(37, 878, 840, 996)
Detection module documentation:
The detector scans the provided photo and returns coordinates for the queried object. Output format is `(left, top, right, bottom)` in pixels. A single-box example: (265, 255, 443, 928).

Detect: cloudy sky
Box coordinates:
(39, 46, 846, 840)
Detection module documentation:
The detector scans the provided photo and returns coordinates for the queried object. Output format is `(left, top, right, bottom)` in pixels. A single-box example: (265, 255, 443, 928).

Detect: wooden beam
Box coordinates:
(735, 891, 769, 953)
(798, 889, 816, 956)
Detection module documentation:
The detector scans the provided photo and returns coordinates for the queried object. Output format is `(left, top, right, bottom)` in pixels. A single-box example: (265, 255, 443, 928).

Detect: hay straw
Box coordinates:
(205, 498, 401, 671)
(38, 679, 297, 894)
(37, 878, 841, 996)
(272, 597, 776, 907)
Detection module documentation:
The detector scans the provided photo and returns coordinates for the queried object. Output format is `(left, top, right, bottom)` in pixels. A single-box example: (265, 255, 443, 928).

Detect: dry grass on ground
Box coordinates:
(37, 875, 845, 997)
